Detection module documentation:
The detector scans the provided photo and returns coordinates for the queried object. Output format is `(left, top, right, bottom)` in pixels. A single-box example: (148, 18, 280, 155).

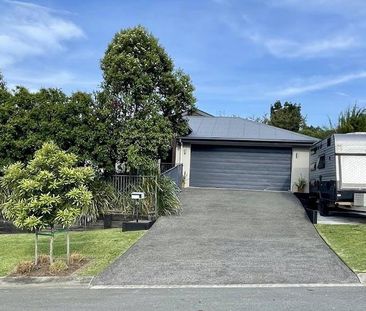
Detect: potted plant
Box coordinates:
(295, 176, 307, 193)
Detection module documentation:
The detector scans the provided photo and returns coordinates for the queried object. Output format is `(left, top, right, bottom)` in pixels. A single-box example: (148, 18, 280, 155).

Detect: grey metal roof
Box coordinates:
(182, 116, 318, 144)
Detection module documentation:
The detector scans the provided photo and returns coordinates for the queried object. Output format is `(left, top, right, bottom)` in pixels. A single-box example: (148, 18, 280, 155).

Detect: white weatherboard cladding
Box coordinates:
(339, 155, 366, 190)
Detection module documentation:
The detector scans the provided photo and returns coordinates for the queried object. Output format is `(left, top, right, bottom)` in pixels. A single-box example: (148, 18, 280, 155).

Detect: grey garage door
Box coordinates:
(190, 145, 292, 191)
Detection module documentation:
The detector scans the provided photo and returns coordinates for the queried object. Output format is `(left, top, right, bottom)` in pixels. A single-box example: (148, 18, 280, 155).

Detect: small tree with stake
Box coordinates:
(0, 142, 94, 265)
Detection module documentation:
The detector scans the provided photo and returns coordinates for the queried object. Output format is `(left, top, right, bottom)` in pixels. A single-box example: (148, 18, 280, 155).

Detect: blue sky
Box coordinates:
(1, 0, 366, 126)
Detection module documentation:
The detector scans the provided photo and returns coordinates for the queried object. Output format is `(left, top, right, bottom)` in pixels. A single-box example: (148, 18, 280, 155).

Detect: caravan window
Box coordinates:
(317, 155, 326, 169)
(310, 162, 317, 171)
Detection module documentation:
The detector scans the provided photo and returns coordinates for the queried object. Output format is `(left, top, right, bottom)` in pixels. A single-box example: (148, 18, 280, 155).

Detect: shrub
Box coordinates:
(337, 105, 366, 133)
(38, 254, 50, 265)
(14, 261, 35, 275)
(70, 252, 85, 264)
(1, 142, 95, 231)
(132, 175, 181, 216)
(156, 175, 181, 216)
(49, 260, 68, 274)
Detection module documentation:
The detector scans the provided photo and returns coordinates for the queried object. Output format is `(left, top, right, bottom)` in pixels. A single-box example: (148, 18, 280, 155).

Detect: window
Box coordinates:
(310, 162, 317, 171)
(317, 155, 326, 169)
(327, 138, 331, 147)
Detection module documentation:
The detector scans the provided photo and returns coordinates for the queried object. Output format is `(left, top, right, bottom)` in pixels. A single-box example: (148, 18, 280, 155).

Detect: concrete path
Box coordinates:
(317, 212, 366, 225)
(93, 188, 358, 285)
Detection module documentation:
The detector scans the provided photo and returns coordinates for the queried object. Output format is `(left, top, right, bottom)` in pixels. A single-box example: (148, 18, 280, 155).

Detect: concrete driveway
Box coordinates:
(93, 188, 358, 285)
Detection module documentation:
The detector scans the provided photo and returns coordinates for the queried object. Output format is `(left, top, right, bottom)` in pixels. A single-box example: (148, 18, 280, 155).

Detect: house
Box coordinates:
(175, 114, 318, 192)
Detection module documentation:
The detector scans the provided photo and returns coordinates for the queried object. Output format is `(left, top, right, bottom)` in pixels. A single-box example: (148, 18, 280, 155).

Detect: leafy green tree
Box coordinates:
(0, 71, 6, 90)
(268, 101, 305, 132)
(0, 85, 113, 173)
(0, 142, 95, 264)
(299, 125, 335, 139)
(337, 105, 366, 133)
(100, 25, 196, 172)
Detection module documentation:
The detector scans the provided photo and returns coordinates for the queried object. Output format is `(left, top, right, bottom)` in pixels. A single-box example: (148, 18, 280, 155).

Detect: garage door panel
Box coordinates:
(190, 145, 291, 191)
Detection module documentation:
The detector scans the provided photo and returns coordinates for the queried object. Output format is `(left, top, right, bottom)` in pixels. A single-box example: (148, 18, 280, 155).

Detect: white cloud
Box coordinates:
(0, 0, 84, 68)
(268, 0, 366, 15)
(272, 71, 366, 96)
(6, 70, 98, 90)
(221, 3, 360, 59)
(260, 36, 357, 58)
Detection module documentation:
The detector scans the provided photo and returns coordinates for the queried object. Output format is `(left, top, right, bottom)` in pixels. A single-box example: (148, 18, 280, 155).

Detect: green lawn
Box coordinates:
(0, 229, 144, 277)
(316, 224, 366, 273)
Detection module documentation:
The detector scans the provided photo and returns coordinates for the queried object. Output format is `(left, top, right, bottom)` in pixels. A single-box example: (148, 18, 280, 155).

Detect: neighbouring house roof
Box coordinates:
(181, 116, 318, 145)
(183, 108, 214, 117)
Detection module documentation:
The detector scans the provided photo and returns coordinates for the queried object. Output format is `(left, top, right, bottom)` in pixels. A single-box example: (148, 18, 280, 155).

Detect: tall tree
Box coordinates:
(268, 101, 305, 132)
(0, 71, 6, 90)
(100, 25, 195, 172)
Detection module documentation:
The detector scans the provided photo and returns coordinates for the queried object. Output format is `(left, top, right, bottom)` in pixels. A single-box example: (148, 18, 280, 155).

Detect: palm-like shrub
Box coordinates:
(111, 175, 181, 217)
(156, 175, 181, 216)
(337, 105, 366, 133)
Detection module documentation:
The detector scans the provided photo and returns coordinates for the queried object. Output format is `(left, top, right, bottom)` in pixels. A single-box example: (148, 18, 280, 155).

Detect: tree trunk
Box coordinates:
(34, 232, 38, 265)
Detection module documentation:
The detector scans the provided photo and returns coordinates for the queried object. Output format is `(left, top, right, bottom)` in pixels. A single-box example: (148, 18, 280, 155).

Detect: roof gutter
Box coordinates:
(178, 138, 316, 148)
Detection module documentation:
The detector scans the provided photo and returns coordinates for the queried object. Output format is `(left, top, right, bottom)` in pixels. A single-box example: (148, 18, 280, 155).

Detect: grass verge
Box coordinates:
(316, 224, 366, 273)
(0, 229, 144, 277)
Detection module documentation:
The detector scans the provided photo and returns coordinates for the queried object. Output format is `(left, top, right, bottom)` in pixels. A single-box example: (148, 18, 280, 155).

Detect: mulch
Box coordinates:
(10, 259, 89, 277)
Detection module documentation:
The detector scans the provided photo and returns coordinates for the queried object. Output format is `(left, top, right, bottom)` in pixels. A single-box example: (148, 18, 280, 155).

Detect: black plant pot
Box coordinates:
(103, 215, 113, 229)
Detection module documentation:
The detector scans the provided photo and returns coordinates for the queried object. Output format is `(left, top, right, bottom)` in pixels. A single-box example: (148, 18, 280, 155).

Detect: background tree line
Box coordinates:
(266, 100, 366, 139)
(0, 26, 196, 175)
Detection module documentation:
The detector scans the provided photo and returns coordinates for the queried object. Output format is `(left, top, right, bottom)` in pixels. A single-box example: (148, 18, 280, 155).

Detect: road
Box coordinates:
(0, 286, 365, 310)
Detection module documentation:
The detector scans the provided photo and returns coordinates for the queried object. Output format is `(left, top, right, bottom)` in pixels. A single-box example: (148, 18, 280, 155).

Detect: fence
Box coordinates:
(160, 162, 174, 173)
(162, 164, 183, 189)
(111, 175, 158, 219)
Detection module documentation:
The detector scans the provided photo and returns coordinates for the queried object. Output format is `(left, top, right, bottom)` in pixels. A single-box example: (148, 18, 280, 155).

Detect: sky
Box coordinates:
(1, 0, 366, 126)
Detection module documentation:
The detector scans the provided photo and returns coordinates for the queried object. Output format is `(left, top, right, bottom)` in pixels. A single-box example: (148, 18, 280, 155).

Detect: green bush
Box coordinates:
(0, 142, 95, 230)
(156, 175, 181, 216)
(128, 175, 181, 217)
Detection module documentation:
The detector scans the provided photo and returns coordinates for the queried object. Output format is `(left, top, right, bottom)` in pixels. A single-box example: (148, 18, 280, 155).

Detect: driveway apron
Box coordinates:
(93, 188, 358, 285)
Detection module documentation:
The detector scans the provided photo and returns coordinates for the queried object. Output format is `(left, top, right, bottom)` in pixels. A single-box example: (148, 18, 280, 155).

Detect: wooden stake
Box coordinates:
(34, 232, 38, 265)
(66, 230, 70, 265)
(50, 235, 54, 264)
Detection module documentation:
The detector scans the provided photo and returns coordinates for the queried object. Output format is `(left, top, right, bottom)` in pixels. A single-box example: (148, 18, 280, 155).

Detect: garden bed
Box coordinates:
(10, 258, 89, 277)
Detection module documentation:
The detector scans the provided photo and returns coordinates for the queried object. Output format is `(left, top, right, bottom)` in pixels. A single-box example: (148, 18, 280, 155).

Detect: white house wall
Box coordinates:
(175, 142, 191, 187)
(291, 148, 310, 193)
